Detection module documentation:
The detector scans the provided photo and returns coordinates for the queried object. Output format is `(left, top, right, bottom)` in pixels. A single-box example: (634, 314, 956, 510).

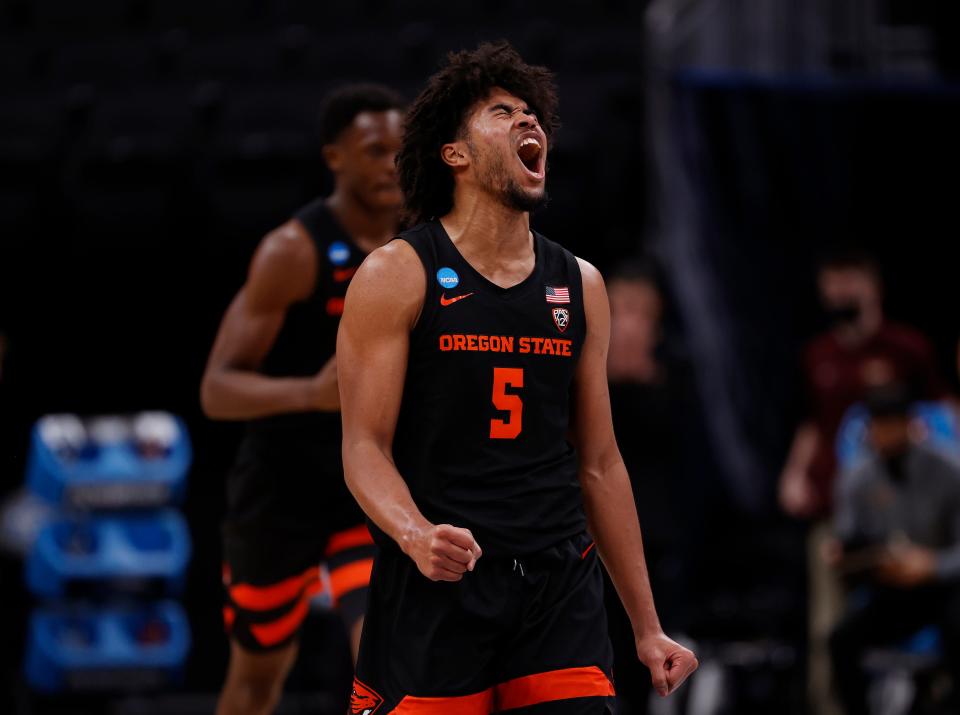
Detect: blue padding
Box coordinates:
(25, 601, 190, 693)
(836, 401, 960, 470)
(25, 510, 191, 598)
(25, 413, 191, 509)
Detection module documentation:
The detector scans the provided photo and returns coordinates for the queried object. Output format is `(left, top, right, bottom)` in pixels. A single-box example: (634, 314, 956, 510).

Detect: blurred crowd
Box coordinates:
(609, 248, 960, 713)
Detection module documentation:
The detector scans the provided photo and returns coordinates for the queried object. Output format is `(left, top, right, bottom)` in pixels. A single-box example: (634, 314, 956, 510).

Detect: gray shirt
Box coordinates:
(834, 443, 960, 580)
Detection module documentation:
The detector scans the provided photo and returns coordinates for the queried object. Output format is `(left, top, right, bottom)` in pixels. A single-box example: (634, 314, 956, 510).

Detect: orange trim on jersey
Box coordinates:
(249, 593, 310, 647)
(495, 665, 615, 711)
(581, 541, 596, 559)
(390, 687, 494, 714)
(329, 558, 374, 602)
(325, 524, 375, 557)
(222, 606, 236, 630)
(229, 567, 317, 610)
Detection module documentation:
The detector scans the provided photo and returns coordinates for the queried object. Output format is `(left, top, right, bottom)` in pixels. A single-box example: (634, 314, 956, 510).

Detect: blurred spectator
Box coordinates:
(829, 383, 960, 715)
(780, 249, 948, 520)
(604, 260, 705, 713)
(778, 249, 949, 714)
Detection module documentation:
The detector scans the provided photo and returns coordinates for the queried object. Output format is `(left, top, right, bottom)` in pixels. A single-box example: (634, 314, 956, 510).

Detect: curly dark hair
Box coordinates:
(397, 41, 560, 226)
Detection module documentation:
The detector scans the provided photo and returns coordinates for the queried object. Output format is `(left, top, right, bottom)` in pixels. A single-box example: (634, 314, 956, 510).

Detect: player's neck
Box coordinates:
(326, 191, 399, 253)
(441, 188, 531, 259)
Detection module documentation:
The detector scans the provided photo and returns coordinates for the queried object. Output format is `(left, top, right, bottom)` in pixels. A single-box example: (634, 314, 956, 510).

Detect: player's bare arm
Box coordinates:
(200, 221, 339, 420)
(572, 257, 699, 697)
(337, 240, 482, 581)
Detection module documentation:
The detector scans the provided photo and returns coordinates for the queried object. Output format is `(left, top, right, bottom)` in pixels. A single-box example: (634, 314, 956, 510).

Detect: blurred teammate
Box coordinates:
(201, 84, 404, 715)
(338, 42, 697, 713)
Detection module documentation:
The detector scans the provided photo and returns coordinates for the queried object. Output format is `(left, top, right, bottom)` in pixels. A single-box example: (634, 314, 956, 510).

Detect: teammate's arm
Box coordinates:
(337, 241, 482, 582)
(200, 222, 339, 420)
(572, 257, 698, 697)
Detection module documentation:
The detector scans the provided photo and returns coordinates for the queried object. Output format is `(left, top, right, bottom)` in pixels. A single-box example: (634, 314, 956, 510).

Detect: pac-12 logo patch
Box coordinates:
(328, 241, 351, 266)
(436, 267, 460, 289)
(350, 678, 384, 715)
(552, 307, 570, 332)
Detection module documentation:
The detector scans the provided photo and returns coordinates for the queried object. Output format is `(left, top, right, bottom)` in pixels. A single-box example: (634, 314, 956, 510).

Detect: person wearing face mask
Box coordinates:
(780, 250, 948, 521)
(827, 383, 960, 715)
(778, 249, 949, 714)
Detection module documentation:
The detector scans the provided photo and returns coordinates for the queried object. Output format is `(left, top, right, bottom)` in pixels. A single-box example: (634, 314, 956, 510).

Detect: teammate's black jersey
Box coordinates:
(386, 220, 588, 556)
(226, 199, 364, 535)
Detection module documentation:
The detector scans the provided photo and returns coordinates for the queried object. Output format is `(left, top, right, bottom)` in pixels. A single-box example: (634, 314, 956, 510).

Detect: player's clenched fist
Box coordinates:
(636, 632, 699, 697)
(405, 523, 483, 582)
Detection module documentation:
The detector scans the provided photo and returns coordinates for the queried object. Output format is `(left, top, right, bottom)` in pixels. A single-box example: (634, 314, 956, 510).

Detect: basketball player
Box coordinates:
(201, 84, 404, 715)
(338, 43, 697, 713)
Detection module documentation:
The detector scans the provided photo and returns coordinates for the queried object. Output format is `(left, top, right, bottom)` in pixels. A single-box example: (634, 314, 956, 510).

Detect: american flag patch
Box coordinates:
(545, 285, 570, 304)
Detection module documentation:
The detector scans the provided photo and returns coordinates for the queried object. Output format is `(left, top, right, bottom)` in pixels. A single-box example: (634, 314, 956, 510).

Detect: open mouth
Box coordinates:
(516, 136, 544, 177)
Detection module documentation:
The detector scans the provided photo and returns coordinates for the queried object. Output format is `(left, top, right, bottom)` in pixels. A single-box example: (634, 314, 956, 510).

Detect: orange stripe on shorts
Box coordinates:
(495, 665, 615, 711)
(229, 567, 317, 611)
(391, 687, 494, 714)
(329, 558, 374, 603)
(325, 524, 375, 557)
(249, 593, 310, 647)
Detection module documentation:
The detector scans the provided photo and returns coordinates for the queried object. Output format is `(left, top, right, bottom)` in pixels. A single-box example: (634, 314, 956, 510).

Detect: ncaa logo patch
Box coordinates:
(350, 678, 384, 715)
(552, 307, 570, 333)
(328, 241, 351, 266)
(436, 267, 460, 289)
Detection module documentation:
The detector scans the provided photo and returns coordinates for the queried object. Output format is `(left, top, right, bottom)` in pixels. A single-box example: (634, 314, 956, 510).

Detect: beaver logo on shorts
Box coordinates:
(350, 678, 384, 715)
(552, 307, 570, 333)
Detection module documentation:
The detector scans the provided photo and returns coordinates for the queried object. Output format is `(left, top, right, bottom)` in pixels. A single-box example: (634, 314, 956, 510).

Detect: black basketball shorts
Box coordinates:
(351, 531, 615, 714)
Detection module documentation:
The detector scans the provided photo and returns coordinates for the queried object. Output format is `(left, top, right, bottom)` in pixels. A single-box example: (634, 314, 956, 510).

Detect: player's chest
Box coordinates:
(422, 290, 581, 368)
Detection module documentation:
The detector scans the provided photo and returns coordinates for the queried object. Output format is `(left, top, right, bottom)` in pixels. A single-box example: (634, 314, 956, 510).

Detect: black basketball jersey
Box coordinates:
(386, 220, 588, 556)
(244, 198, 363, 447)
(226, 199, 364, 535)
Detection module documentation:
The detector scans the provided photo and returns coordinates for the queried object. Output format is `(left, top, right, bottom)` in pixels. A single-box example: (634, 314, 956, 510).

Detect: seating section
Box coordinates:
(0, 5, 646, 268)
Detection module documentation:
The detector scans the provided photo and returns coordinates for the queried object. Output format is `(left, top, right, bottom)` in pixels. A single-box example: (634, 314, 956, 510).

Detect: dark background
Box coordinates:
(1, 1, 959, 712)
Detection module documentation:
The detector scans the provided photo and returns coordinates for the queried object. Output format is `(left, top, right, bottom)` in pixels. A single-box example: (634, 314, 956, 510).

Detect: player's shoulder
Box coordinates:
(241, 219, 318, 309)
(348, 238, 426, 307)
(360, 236, 423, 275)
(533, 231, 600, 287)
(574, 255, 603, 289)
(253, 219, 317, 276)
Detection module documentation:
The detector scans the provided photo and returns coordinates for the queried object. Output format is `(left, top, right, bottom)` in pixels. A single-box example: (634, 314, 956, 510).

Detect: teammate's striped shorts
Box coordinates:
(222, 523, 375, 651)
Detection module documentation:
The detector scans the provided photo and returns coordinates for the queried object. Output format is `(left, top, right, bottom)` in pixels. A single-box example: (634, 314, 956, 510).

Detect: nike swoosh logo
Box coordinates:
(440, 292, 475, 307)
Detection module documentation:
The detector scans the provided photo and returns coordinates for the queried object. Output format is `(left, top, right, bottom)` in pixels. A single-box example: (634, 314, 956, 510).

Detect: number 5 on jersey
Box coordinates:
(490, 367, 523, 439)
